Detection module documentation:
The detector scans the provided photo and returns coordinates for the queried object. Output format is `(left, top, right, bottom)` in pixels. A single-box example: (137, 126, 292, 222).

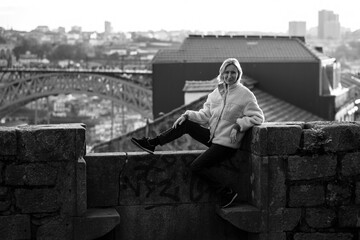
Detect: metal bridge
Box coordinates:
(0, 68, 153, 119)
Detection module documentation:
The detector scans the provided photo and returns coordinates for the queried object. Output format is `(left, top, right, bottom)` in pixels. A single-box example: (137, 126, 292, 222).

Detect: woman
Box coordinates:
(131, 58, 264, 208)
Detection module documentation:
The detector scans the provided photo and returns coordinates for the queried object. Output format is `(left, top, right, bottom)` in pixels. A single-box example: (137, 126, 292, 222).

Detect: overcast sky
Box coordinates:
(0, 0, 359, 33)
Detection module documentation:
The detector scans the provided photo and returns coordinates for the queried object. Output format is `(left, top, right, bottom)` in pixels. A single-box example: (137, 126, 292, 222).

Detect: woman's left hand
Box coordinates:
(230, 128, 238, 143)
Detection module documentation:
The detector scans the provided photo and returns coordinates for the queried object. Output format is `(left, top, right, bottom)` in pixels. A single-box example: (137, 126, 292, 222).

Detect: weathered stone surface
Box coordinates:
(355, 182, 360, 204)
(249, 123, 302, 156)
(76, 158, 87, 216)
(305, 208, 336, 228)
(321, 123, 360, 152)
(0, 186, 8, 196)
(86, 153, 124, 207)
(74, 208, 120, 240)
(15, 188, 59, 213)
(304, 122, 360, 152)
(248, 232, 286, 240)
(287, 154, 337, 180)
(57, 161, 76, 216)
(0, 161, 3, 184)
(302, 128, 332, 152)
(0, 199, 11, 211)
(216, 204, 264, 233)
(115, 203, 246, 240)
(293, 232, 353, 240)
(17, 124, 85, 162)
(117, 151, 214, 206)
(341, 152, 360, 176)
(268, 208, 301, 231)
(36, 216, 73, 240)
(268, 156, 286, 209)
(0, 186, 10, 211)
(338, 205, 360, 227)
(250, 155, 268, 209)
(0, 214, 31, 239)
(5, 163, 58, 186)
(326, 182, 352, 206)
(0, 127, 17, 156)
(289, 184, 325, 207)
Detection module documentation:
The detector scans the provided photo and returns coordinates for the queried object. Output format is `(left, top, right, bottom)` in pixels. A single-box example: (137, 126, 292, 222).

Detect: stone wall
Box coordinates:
(240, 121, 360, 240)
(85, 150, 250, 240)
(88, 121, 360, 240)
(2, 121, 360, 240)
(0, 124, 87, 239)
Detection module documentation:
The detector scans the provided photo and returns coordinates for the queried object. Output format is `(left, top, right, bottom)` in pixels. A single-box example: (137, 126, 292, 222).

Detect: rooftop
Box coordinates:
(153, 35, 330, 64)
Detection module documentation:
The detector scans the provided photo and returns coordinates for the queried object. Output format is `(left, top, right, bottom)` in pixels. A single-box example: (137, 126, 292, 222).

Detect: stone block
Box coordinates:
(17, 124, 85, 162)
(0, 186, 8, 197)
(76, 158, 87, 216)
(57, 161, 77, 216)
(15, 188, 59, 213)
(86, 153, 124, 207)
(5, 163, 58, 186)
(0, 161, 3, 184)
(36, 216, 73, 240)
(293, 232, 353, 240)
(355, 182, 360, 204)
(268, 156, 286, 209)
(341, 152, 360, 176)
(216, 204, 264, 233)
(304, 122, 360, 152)
(338, 205, 360, 227)
(74, 208, 120, 240)
(287, 154, 337, 180)
(289, 184, 325, 207)
(268, 208, 301, 231)
(302, 128, 332, 152)
(249, 123, 302, 156)
(326, 182, 352, 206)
(0, 199, 11, 212)
(0, 214, 31, 240)
(305, 207, 336, 228)
(115, 203, 244, 240)
(248, 232, 286, 240)
(250, 155, 268, 209)
(0, 127, 17, 156)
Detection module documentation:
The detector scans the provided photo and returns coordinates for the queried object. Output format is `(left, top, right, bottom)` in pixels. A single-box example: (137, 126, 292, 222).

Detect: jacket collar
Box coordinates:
(217, 81, 241, 97)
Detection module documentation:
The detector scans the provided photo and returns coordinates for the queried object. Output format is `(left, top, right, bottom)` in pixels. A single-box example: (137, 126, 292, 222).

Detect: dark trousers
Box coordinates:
(158, 119, 237, 193)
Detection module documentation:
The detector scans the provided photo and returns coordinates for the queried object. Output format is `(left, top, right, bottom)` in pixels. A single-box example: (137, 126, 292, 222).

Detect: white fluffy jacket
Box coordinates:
(184, 81, 264, 149)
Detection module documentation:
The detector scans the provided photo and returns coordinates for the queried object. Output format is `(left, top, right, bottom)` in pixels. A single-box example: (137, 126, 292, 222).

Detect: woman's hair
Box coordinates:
(217, 58, 243, 82)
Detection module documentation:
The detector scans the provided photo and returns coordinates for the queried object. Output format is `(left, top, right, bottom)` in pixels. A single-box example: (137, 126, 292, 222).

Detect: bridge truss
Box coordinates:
(0, 69, 153, 119)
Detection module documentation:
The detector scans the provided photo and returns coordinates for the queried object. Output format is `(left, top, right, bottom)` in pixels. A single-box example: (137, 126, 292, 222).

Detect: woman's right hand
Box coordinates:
(173, 114, 187, 128)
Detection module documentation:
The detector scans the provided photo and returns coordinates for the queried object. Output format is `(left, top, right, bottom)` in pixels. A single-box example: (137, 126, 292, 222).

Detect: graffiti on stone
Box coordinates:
(119, 154, 211, 203)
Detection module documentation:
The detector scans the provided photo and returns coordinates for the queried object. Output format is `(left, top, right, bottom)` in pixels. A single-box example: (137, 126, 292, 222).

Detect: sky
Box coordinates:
(0, 0, 359, 33)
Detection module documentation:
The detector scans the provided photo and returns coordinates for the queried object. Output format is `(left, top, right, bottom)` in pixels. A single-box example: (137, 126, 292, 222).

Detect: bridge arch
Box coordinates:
(0, 72, 153, 119)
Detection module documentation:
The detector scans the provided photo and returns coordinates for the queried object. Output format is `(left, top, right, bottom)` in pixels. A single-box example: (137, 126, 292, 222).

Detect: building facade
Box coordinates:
(318, 10, 341, 40)
(151, 34, 356, 121)
(288, 21, 306, 36)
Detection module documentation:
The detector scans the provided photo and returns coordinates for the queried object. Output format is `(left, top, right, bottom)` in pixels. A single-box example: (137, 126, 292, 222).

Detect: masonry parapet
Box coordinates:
(2, 121, 360, 240)
(0, 124, 119, 240)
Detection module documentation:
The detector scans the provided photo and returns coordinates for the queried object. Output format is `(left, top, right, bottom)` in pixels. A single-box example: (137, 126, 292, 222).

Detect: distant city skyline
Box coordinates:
(1, 0, 359, 33)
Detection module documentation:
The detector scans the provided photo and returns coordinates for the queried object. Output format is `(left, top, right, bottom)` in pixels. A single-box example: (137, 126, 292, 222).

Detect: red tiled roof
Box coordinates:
(153, 35, 328, 64)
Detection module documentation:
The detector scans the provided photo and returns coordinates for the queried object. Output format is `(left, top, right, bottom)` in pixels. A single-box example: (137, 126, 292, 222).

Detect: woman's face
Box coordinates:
(221, 64, 239, 86)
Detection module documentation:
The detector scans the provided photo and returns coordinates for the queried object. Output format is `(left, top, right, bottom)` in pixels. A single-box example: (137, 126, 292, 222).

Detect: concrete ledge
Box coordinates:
(216, 204, 264, 233)
(73, 208, 120, 240)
